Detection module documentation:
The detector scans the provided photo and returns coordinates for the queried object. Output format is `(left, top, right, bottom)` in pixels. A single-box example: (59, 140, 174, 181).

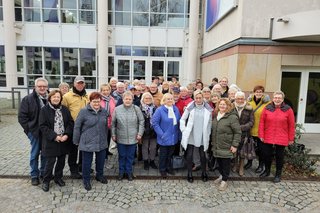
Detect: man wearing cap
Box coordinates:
(18, 77, 49, 186)
(116, 85, 141, 107)
(112, 82, 125, 106)
(62, 76, 89, 179)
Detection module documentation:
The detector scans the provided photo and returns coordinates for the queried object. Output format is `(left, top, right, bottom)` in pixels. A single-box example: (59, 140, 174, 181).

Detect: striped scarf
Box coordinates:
(49, 102, 65, 135)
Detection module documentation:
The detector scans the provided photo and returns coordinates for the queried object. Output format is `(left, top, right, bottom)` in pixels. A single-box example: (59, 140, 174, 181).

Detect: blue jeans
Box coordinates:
(27, 132, 46, 178)
(82, 150, 106, 183)
(159, 145, 175, 172)
(117, 143, 136, 175)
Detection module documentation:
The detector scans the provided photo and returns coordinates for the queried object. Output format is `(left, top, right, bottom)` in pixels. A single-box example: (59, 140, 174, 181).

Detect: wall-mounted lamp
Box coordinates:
(277, 17, 289, 23)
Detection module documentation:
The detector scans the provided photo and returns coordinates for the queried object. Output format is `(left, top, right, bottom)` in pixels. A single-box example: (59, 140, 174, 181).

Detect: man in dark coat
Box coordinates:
(18, 77, 49, 186)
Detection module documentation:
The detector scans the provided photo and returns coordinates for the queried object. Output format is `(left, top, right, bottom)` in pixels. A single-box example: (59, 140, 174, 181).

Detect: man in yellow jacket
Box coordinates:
(62, 76, 89, 179)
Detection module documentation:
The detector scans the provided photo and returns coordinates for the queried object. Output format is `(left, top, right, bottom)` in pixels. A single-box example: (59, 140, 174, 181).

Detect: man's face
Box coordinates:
(149, 85, 158, 93)
(220, 78, 228, 88)
(180, 89, 188, 97)
(117, 85, 125, 93)
(35, 80, 48, 96)
(74, 81, 85, 92)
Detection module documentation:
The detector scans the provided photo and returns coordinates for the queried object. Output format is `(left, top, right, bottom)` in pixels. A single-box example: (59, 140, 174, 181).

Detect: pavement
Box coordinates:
(1, 99, 320, 212)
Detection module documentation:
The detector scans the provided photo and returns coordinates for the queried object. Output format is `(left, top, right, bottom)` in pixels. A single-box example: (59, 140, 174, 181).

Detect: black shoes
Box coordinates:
(274, 175, 281, 183)
(259, 169, 270, 178)
(149, 160, 158, 169)
(255, 162, 264, 173)
(84, 182, 92, 191)
(160, 171, 167, 179)
(42, 182, 49, 192)
(187, 172, 194, 183)
(127, 173, 133, 181)
(31, 178, 40, 186)
(144, 160, 149, 170)
(201, 172, 208, 182)
(54, 179, 66, 187)
(96, 176, 108, 184)
(70, 172, 82, 179)
(244, 160, 253, 170)
(118, 173, 124, 181)
(166, 169, 175, 175)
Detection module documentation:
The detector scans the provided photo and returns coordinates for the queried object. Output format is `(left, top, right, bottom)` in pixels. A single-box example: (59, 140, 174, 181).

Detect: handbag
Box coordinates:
(240, 136, 256, 160)
(171, 155, 186, 169)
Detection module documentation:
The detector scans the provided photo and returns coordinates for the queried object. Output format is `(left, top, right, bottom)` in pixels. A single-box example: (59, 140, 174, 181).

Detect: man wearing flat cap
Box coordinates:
(62, 76, 89, 179)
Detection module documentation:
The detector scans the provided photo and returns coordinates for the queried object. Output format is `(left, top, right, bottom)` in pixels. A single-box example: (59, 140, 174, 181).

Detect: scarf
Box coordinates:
(72, 86, 86, 97)
(141, 103, 155, 125)
(49, 102, 65, 135)
(37, 93, 48, 108)
(101, 95, 111, 116)
(234, 102, 246, 117)
(217, 112, 225, 121)
(165, 105, 177, 125)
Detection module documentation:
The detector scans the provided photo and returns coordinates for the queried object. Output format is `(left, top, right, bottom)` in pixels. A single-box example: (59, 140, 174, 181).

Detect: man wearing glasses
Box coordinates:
(18, 77, 49, 186)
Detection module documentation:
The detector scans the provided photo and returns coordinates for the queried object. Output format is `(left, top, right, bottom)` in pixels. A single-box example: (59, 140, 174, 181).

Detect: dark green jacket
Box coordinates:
(211, 111, 241, 158)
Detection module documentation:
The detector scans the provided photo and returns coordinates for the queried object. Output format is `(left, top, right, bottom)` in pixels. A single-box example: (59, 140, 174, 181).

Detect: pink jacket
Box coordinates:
(100, 96, 116, 128)
(258, 103, 295, 146)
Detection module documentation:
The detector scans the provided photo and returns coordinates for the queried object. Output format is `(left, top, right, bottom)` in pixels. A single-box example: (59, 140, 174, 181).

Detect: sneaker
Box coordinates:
(218, 181, 228, 191)
(213, 175, 222, 185)
(31, 178, 40, 186)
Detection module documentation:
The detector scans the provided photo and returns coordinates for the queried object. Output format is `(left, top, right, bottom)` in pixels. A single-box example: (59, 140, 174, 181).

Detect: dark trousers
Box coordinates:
(186, 145, 206, 173)
(217, 158, 231, 181)
(43, 155, 66, 183)
(261, 143, 285, 176)
(68, 143, 79, 174)
(159, 145, 175, 172)
(252, 136, 263, 161)
(106, 129, 111, 157)
(117, 143, 136, 174)
(82, 150, 106, 183)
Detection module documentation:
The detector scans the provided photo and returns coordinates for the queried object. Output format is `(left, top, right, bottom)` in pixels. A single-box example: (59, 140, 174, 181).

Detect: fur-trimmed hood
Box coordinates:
(247, 94, 270, 104)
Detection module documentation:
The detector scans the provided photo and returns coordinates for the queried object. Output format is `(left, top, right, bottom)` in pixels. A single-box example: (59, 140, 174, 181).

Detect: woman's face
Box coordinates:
(90, 98, 101, 110)
(194, 94, 204, 105)
(143, 95, 153, 105)
(59, 85, 69, 95)
(162, 83, 169, 90)
(228, 91, 236, 101)
(203, 90, 211, 100)
(123, 95, 133, 107)
(164, 95, 174, 107)
(50, 92, 61, 105)
(218, 100, 228, 113)
(101, 86, 111, 96)
(273, 94, 284, 106)
(254, 90, 263, 99)
(212, 96, 219, 103)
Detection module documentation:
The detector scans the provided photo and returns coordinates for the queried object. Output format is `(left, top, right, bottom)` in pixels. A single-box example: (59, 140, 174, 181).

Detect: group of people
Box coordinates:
(18, 75, 295, 192)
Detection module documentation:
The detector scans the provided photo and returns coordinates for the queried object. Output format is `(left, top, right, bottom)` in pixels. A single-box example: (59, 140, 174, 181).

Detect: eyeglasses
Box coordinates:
(37, 85, 48, 88)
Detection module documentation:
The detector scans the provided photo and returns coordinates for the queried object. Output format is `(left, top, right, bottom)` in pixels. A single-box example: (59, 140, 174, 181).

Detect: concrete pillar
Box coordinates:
(3, 0, 17, 88)
(186, 0, 200, 84)
(97, 0, 109, 87)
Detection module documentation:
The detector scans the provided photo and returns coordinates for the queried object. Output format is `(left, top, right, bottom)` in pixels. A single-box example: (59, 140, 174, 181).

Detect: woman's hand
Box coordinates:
(288, 140, 294, 145)
(60, 135, 68, 142)
(230, 146, 237, 153)
(112, 136, 117, 142)
(55, 135, 62, 142)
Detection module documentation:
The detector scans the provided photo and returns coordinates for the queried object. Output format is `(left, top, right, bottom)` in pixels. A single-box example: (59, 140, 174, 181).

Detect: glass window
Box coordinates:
(168, 0, 184, 13)
(83, 77, 96, 89)
(61, 9, 77, 23)
(132, 46, 148, 56)
(17, 55, 24, 73)
(80, 48, 96, 76)
(27, 75, 44, 88)
(44, 47, 60, 75)
(79, 0, 96, 10)
(18, 77, 25, 86)
(24, 0, 41, 7)
(108, 0, 113, 10)
(167, 61, 179, 79)
(133, 13, 149, 26)
(167, 47, 182, 57)
(79, 0, 96, 24)
(133, 60, 145, 79)
(167, 14, 184, 27)
(115, 12, 131, 25)
(115, 46, 131, 56)
(15, 0, 23, 21)
(150, 13, 166, 26)
(61, 0, 77, 9)
(45, 75, 61, 88)
(108, 56, 114, 77)
(152, 61, 164, 77)
(108, 11, 112, 25)
(115, 0, 131, 11)
(150, 47, 165, 57)
(150, 0, 167, 13)
(43, 0, 59, 22)
(63, 48, 78, 75)
(0, 2, 3, 21)
(0, 75, 6, 87)
(0, 46, 5, 74)
(133, 0, 149, 12)
(118, 59, 130, 81)
(24, 8, 41, 22)
(26, 47, 43, 74)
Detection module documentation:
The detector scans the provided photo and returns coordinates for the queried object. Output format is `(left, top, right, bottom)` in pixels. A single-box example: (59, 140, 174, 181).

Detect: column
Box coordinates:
(97, 0, 109, 87)
(3, 0, 17, 88)
(186, 0, 200, 84)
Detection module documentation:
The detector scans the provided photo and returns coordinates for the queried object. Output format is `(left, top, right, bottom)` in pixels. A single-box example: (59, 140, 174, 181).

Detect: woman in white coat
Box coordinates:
(180, 90, 213, 183)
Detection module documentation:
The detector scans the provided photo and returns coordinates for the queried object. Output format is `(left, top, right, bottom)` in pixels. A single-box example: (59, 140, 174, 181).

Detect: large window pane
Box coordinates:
(150, 13, 166, 26)
(80, 10, 95, 24)
(26, 47, 42, 74)
(281, 72, 301, 119)
(44, 47, 60, 75)
(168, 0, 184, 13)
(305, 73, 320, 123)
(115, 0, 131, 11)
(133, 0, 149, 12)
(24, 8, 41, 22)
(80, 0, 96, 10)
(150, 47, 165, 57)
(61, 0, 77, 9)
(24, 0, 41, 7)
(43, 0, 58, 8)
(80, 49, 96, 76)
(27, 75, 43, 88)
(108, 56, 114, 77)
(17, 55, 24, 73)
(0, 46, 5, 74)
(167, 47, 182, 57)
(167, 14, 184, 27)
(63, 48, 78, 75)
(115, 12, 131, 25)
(45, 75, 61, 88)
(61, 9, 77, 23)
(167, 61, 179, 79)
(116, 46, 131, 56)
(133, 60, 145, 79)
(118, 59, 130, 81)
(152, 61, 164, 77)
(15, 1, 22, 21)
(150, 0, 167, 13)
(0, 7, 3, 21)
(43, 9, 59, 22)
(132, 46, 148, 56)
(133, 13, 149, 26)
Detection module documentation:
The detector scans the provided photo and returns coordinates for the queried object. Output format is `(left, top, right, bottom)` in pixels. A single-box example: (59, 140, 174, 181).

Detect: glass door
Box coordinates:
(116, 58, 130, 81)
(133, 59, 146, 80)
(151, 60, 165, 80)
(167, 60, 180, 81)
(281, 70, 320, 133)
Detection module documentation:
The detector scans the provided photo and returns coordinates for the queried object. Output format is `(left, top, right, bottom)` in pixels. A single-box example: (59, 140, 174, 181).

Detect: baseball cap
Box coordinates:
(74, 76, 85, 83)
(128, 85, 135, 90)
(172, 87, 180, 94)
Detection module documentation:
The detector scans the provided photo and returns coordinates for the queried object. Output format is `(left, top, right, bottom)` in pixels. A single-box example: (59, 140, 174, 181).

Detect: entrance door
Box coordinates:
(281, 69, 320, 133)
(116, 58, 130, 81)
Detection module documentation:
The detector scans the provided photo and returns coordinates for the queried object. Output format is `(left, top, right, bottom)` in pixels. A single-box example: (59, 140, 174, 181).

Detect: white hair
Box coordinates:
(35, 77, 48, 86)
(116, 82, 125, 88)
(235, 91, 245, 98)
(179, 86, 188, 91)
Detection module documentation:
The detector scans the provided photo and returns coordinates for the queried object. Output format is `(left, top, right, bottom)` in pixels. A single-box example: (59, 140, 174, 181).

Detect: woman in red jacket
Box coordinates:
(258, 91, 295, 183)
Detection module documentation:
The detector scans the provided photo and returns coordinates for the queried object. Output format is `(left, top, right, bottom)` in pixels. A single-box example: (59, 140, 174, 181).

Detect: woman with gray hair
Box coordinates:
(112, 91, 145, 181)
